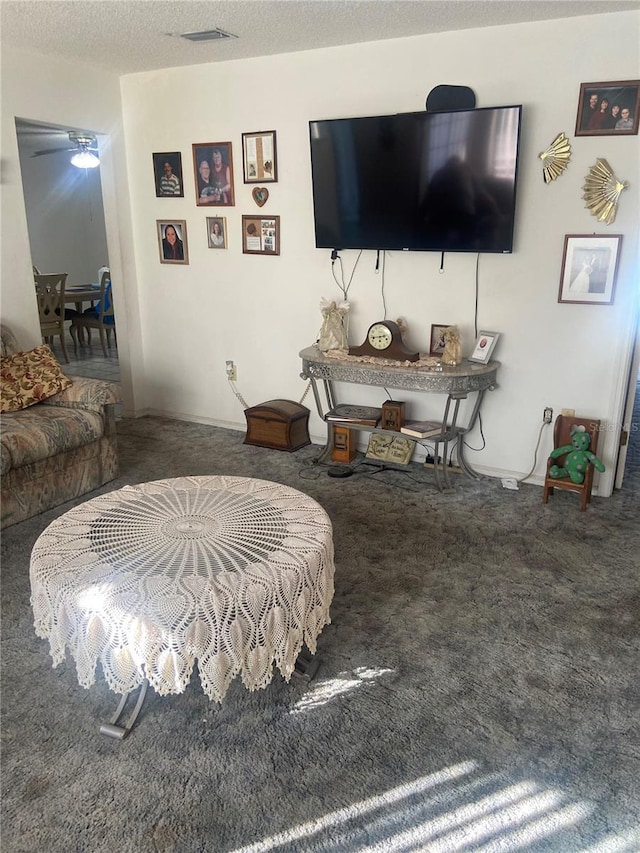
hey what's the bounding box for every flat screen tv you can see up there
[309,105,522,254]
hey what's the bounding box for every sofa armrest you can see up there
[42,378,121,412]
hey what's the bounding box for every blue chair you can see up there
[70,272,116,358]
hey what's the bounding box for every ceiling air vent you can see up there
[180,28,238,42]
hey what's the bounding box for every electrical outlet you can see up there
[225,360,237,381]
[543,407,553,424]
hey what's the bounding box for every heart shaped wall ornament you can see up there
[252,187,269,207]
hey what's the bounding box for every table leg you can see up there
[100,679,149,740]
[292,650,321,682]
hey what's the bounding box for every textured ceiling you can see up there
[2,0,638,76]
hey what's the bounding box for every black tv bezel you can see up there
[308,104,523,255]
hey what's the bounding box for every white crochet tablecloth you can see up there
[30,476,335,702]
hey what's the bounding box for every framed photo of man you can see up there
[153,152,184,197]
[575,80,640,136]
[192,142,235,206]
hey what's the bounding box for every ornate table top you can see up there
[30,476,334,702]
[300,345,499,394]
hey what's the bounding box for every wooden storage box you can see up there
[244,399,311,452]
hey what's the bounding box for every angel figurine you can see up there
[442,325,462,365]
[318,298,350,352]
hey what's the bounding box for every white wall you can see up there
[119,11,639,495]
[2,13,638,496]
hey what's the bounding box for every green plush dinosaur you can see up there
[549,426,605,484]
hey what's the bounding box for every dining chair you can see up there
[34,273,70,363]
[70,271,116,358]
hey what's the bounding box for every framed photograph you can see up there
[192,142,235,206]
[429,324,450,356]
[242,215,280,255]
[575,80,640,136]
[206,217,227,249]
[157,220,189,265]
[152,152,184,197]
[242,131,278,183]
[558,234,622,305]
[469,331,500,364]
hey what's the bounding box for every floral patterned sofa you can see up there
[1,324,121,528]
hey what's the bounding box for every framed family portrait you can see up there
[152,152,184,197]
[192,142,235,206]
[469,331,499,364]
[242,215,280,255]
[242,131,278,183]
[558,234,622,305]
[157,220,189,265]
[575,80,640,136]
[206,216,227,250]
[429,324,450,356]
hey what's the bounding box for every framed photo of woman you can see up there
[206,217,227,249]
[192,142,235,206]
[157,220,189,265]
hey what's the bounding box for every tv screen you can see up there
[309,105,522,254]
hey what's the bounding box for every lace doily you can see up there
[324,348,441,368]
[30,476,335,702]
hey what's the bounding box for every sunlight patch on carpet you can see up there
[290,666,396,713]
[231,761,597,853]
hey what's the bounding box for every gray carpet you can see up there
[1,416,639,852]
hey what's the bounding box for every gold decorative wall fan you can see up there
[582,158,628,225]
[538,132,571,183]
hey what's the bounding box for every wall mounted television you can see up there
[309,105,522,254]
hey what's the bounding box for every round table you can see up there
[30,476,335,707]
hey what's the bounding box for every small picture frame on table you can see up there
[192,142,235,206]
[242,215,280,255]
[242,131,278,183]
[558,234,622,305]
[575,80,640,136]
[206,217,227,249]
[152,152,184,197]
[468,331,499,364]
[157,220,189,264]
[429,324,450,356]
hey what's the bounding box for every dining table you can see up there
[65,283,100,311]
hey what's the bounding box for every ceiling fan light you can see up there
[71,150,100,169]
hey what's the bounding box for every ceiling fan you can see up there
[32,132,100,167]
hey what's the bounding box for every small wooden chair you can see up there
[542,415,601,511]
[34,272,69,363]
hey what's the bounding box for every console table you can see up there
[299,346,499,490]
